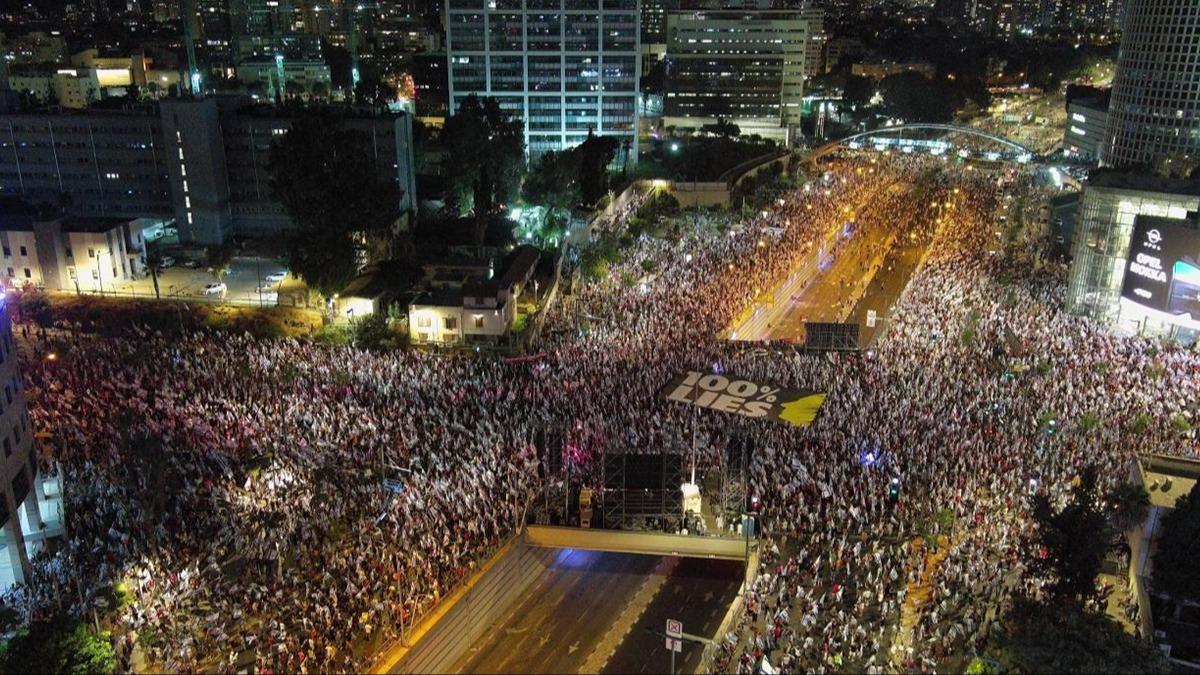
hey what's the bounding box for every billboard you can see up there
[661,371,826,427]
[1121,217,1200,328]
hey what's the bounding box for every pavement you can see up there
[446,550,742,675]
[98,256,289,306]
[602,557,745,675]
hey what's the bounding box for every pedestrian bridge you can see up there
[525,525,750,561]
[811,123,1039,163]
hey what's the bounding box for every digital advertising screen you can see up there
[1121,216,1200,328]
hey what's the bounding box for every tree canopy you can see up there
[0,616,117,675]
[701,118,742,139]
[1107,481,1151,532]
[442,95,524,256]
[522,150,579,213]
[989,599,1170,674]
[1153,482,1200,600]
[575,130,619,206]
[269,116,401,296]
[1029,464,1110,600]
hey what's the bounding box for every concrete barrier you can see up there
[671,181,732,209]
[525,525,750,561]
[382,538,558,674]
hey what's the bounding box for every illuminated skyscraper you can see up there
[445,0,640,159]
[1102,0,1200,168]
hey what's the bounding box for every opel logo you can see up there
[1147,229,1162,245]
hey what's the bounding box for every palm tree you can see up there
[1108,482,1151,532]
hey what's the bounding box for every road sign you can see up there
[665,638,682,652]
[866,309,878,328]
[666,619,682,639]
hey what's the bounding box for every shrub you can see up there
[350,313,398,352]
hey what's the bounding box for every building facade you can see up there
[7,67,102,109]
[0,297,41,586]
[445,0,640,159]
[1065,171,1200,340]
[0,209,153,293]
[1101,0,1200,169]
[0,98,416,244]
[664,9,815,141]
[1064,95,1109,162]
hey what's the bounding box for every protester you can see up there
[8,153,1196,673]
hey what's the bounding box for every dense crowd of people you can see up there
[5,151,1196,674]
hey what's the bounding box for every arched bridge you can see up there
[811,124,1039,162]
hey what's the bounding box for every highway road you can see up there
[448,550,741,674]
[763,182,924,343]
[602,557,744,675]
[450,549,657,674]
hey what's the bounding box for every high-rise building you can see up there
[641,0,670,44]
[1063,92,1109,162]
[198,0,238,75]
[444,0,640,159]
[1065,171,1200,340]
[664,8,815,141]
[0,98,416,243]
[1101,0,1200,169]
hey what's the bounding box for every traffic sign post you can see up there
[666,619,682,674]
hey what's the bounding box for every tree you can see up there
[1107,481,1151,532]
[842,74,874,112]
[143,244,162,299]
[269,116,401,297]
[350,312,397,351]
[701,118,741,138]
[286,228,360,298]
[575,130,619,206]
[205,243,235,282]
[442,96,524,257]
[878,72,958,123]
[0,616,117,675]
[522,150,580,238]
[18,291,53,328]
[1029,464,1109,600]
[990,599,1170,674]
[1152,482,1200,600]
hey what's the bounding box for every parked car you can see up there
[264,271,288,283]
[201,282,227,296]
[157,256,176,269]
[182,259,201,269]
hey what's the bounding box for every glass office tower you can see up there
[1101,0,1200,168]
[445,0,640,160]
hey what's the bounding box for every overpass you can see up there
[524,525,750,561]
[810,123,1039,163]
[375,527,756,674]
